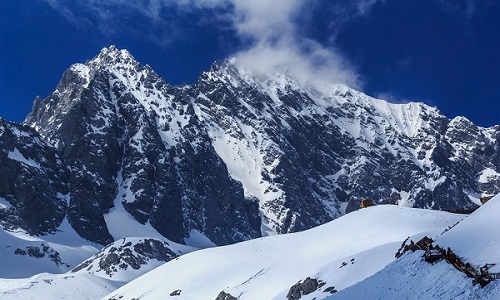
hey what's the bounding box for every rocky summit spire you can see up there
[88,45,137,70]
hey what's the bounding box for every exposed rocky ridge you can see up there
[14,243,69,268]
[71,237,189,280]
[5,45,497,246]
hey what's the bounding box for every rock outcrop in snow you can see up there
[72,237,195,282]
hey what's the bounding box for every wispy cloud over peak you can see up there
[230,0,360,89]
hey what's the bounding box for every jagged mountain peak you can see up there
[90,45,136,68]
[203,57,307,92]
[50,46,140,95]
[11,46,500,247]
[201,56,444,143]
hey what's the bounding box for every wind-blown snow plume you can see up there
[230,0,360,89]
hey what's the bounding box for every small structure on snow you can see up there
[480,196,494,204]
[360,199,375,209]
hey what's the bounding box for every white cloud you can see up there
[231,0,299,41]
[321,0,384,34]
[44,0,230,41]
[229,0,360,89]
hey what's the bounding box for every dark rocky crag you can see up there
[25,47,260,245]
[0,118,68,235]
[0,46,496,246]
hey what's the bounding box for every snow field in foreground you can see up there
[105,205,464,300]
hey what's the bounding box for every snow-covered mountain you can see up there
[1,46,499,298]
[0,219,99,279]
[16,45,500,247]
[71,237,196,282]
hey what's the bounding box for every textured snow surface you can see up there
[183,229,217,248]
[104,206,463,300]
[331,195,500,299]
[437,194,500,273]
[0,273,120,300]
[329,251,500,300]
[478,168,500,184]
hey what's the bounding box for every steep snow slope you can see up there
[0,273,121,300]
[329,251,500,300]
[103,205,463,300]
[196,61,499,222]
[331,194,500,299]
[437,194,500,273]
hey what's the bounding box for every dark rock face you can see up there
[0,45,494,246]
[14,243,69,267]
[0,118,68,235]
[215,291,237,300]
[193,62,499,229]
[286,277,325,300]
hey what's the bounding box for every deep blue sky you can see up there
[0,0,499,127]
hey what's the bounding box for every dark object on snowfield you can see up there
[215,291,237,300]
[360,199,375,209]
[416,236,433,249]
[480,196,494,204]
[424,249,444,263]
[287,277,326,300]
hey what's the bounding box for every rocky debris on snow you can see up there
[287,277,326,300]
[215,291,237,300]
